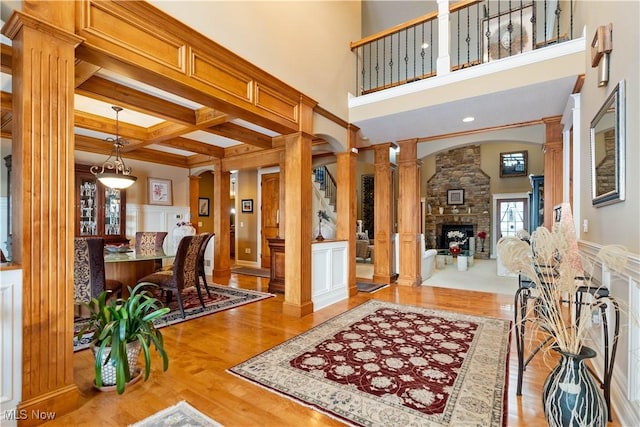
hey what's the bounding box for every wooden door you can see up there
[261,173,280,268]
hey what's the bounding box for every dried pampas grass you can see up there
[497,219,628,355]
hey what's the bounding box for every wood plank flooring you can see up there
[43,274,622,426]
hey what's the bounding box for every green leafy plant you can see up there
[317,210,330,223]
[77,283,170,394]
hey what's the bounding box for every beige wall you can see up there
[579,1,639,254]
[236,169,258,263]
[198,171,214,232]
[149,1,360,121]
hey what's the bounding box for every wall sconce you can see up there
[591,23,613,87]
[90,106,137,189]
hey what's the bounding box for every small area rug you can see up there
[231,266,270,278]
[129,400,222,427]
[356,281,389,293]
[74,284,273,352]
[229,300,510,427]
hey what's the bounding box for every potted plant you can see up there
[497,208,628,426]
[316,210,330,241]
[77,283,170,394]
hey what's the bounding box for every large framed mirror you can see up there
[590,80,625,206]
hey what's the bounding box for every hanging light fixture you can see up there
[91,106,137,189]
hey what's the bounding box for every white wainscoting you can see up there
[312,240,348,311]
[0,268,22,427]
[579,242,640,427]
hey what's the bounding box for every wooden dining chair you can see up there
[74,237,123,304]
[137,234,208,318]
[197,233,214,297]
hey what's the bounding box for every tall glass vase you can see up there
[542,346,607,427]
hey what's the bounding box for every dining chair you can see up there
[137,234,208,318]
[197,233,214,297]
[74,237,123,304]
[135,231,168,270]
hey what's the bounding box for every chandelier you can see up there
[91,106,137,189]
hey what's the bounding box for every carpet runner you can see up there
[229,300,510,426]
[129,401,222,427]
[74,284,273,352]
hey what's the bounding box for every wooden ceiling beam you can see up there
[74,110,149,141]
[74,134,189,168]
[1,43,11,74]
[76,76,197,125]
[1,91,12,112]
[156,137,225,158]
[207,122,272,149]
[74,60,102,87]
[195,107,230,127]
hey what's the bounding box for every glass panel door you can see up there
[497,199,528,239]
[104,188,121,236]
[79,178,97,236]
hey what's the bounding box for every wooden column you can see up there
[3,4,83,422]
[543,117,564,229]
[335,125,359,297]
[282,131,314,317]
[213,162,231,279]
[373,144,394,284]
[396,140,421,286]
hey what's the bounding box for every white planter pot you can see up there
[92,341,141,386]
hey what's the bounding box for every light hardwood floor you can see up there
[44,274,622,426]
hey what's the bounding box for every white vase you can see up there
[173,224,196,252]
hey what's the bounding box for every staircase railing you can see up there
[313,166,337,209]
[351,0,576,96]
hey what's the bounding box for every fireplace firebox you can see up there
[440,224,474,250]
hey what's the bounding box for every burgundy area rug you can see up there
[229,300,510,426]
[74,284,273,352]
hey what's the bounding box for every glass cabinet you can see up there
[528,174,544,233]
[75,164,128,244]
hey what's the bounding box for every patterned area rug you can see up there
[229,300,510,426]
[129,400,222,427]
[74,284,273,352]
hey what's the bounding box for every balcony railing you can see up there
[351,0,576,96]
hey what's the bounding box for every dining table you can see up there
[104,249,175,294]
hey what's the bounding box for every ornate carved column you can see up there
[335,125,359,297]
[543,117,564,229]
[396,140,422,286]
[373,144,395,284]
[3,3,83,421]
[213,162,231,279]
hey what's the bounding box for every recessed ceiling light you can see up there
[462,116,475,123]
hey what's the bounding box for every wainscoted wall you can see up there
[125,204,214,275]
[312,240,348,311]
[424,145,491,258]
[580,242,640,427]
[0,267,22,426]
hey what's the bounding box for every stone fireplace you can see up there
[424,145,491,258]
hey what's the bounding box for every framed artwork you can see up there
[198,197,210,217]
[500,150,528,177]
[241,199,253,213]
[483,5,533,62]
[148,178,172,206]
[447,189,465,205]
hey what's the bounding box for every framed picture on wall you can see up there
[500,150,528,177]
[198,197,210,216]
[241,199,253,213]
[447,189,465,205]
[148,178,172,206]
